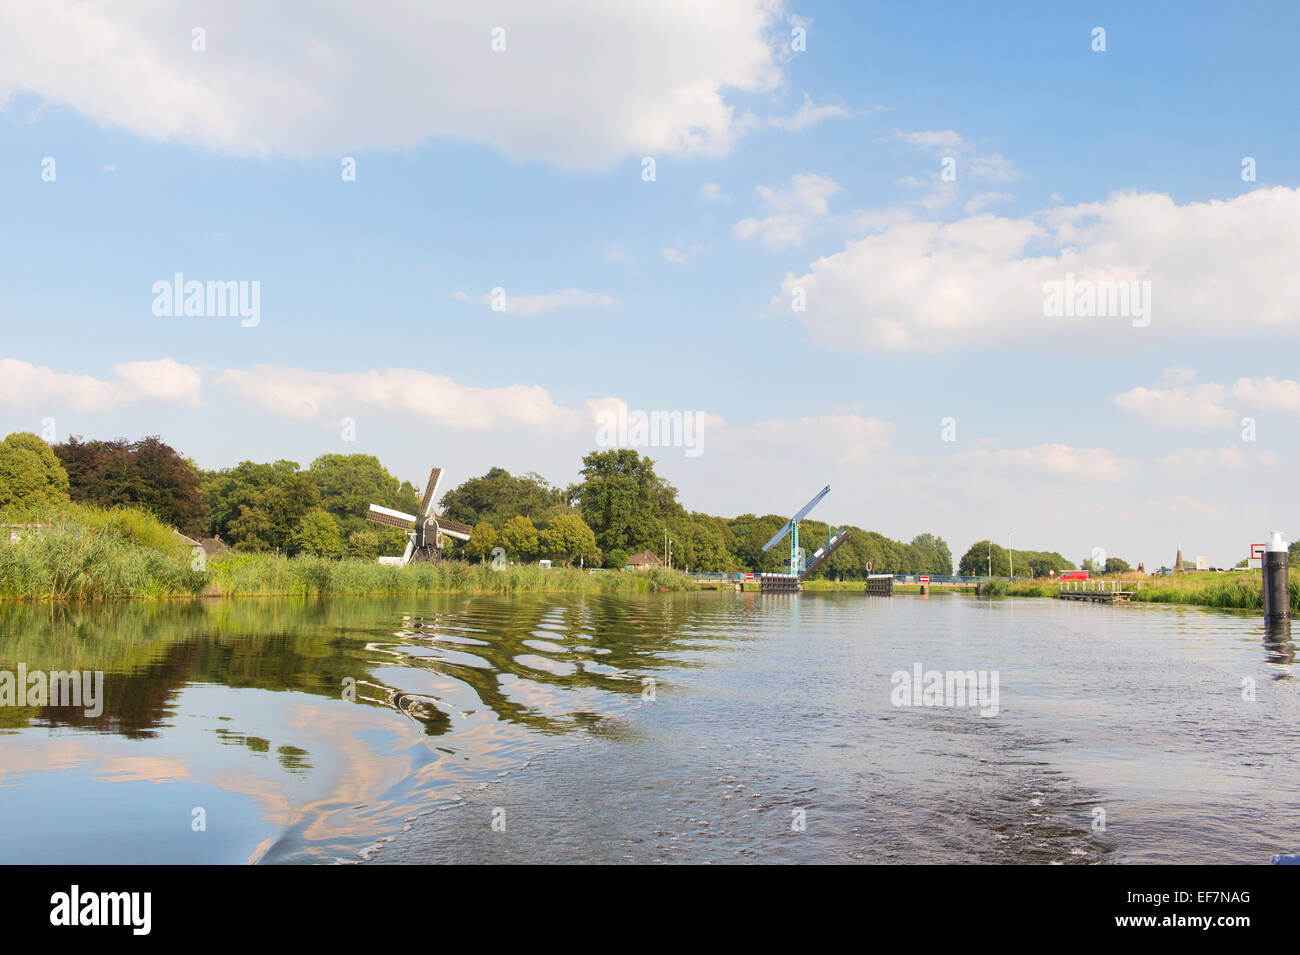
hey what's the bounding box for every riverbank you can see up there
[0,522,695,600]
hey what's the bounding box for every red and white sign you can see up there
[865,561,872,572]
[744,573,754,581]
[919,576,930,584]
[1250,543,1264,569]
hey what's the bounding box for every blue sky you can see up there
[2,0,1298,569]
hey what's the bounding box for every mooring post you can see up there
[1262,530,1290,625]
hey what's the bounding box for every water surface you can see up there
[0,593,1295,864]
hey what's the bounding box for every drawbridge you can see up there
[758,485,850,593]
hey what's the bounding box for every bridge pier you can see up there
[759,573,802,594]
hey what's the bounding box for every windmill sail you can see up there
[419,467,444,517]
[366,503,418,530]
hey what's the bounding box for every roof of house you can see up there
[626,550,663,565]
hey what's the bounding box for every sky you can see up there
[1,0,1298,570]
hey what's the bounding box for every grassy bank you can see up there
[978,571,1300,613]
[0,517,695,600]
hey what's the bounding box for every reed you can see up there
[0,515,697,600]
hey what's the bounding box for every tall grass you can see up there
[207,553,694,597]
[0,515,697,600]
[1130,571,1300,613]
[0,522,205,600]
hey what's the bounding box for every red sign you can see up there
[1251,543,1265,560]
[744,573,754,580]
[919,576,930,583]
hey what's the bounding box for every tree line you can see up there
[0,431,1111,577]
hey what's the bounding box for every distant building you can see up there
[200,536,228,556]
[626,550,663,571]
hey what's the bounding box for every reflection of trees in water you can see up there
[382,593,718,734]
[0,593,734,743]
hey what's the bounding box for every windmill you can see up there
[366,466,473,566]
[759,485,850,592]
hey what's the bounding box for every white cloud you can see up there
[661,244,705,264]
[0,1,786,172]
[963,192,1014,214]
[1158,446,1250,473]
[1116,371,1300,430]
[734,173,840,250]
[1231,376,1300,414]
[217,365,591,432]
[768,94,852,131]
[894,130,1020,183]
[949,444,1126,482]
[1115,382,1236,430]
[712,413,895,463]
[777,186,1300,351]
[0,357,201,412]
[897,129,969,152]
[466,288,615,315]
[112,359,203,408]
[698,182,729,201]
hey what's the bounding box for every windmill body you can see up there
[366,466,473,566]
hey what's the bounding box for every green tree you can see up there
[202,459,303,540]
[464,522,499,562]
[306,453,418,523]
[667,513,731,571]
[958,540,1011,577]
[500,515,539,561]
[347,530,381,561]
[1103,557,1131,574]
[439,467,567,528]
[0,432,70,511]
[227,473,320,552]
[541,513,601,567]
[910,533,953,575]
[571,449,682,567]
[292,508,343,557]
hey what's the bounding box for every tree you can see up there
[958,540,1010,577]
[464,522,499,562]
[227,473,320,552]
[1103,557,1131,574]
[541,513,601,567]
[439,467,567,528]
[347,530,381,561]
[666,513,730,571]
[500,515,539,561]
[202,459,303,540]
[0,432,70,511]
[571,449,682,567]
[291,508,343,557]
[910,533,953,575]
[307,453,418,523]
[54,435,208,535]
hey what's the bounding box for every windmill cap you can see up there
[1266,530,1289,552]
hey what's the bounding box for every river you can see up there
[0,592,1295,864]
